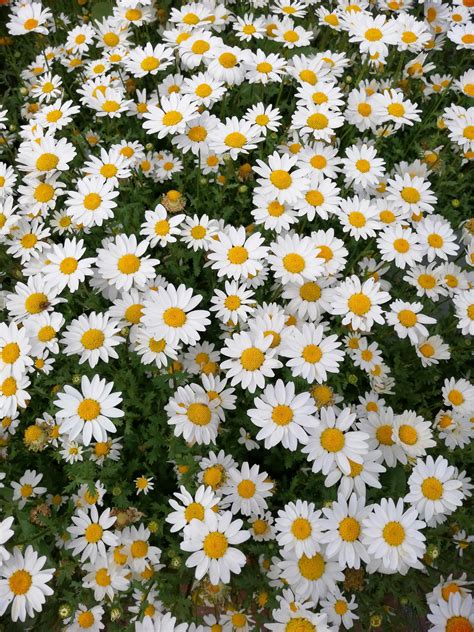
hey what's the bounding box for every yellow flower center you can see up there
[232,613,247,627]
[85,522,103,543]
[358,103,372,116]
[95,568,111,586]
[163,307,187,328]
[46,109,63,123]
[24,18,39,30]
[428,233,443,248]
[188,125,207,141]
[306,190,324,206]
[187,403,211,426]
[8,570,32,595]
[291,517,312,540]
[77,398,101,421]
[445,616,473,632]
[25,292,48,314]
[36,153,59,171]
[376,424,394,445]
[83,193,102,210]
[184,502,205,522]
[421,477,443,500]
[131,540,148,558]
[141,56,160,71]
[339,517,360,541]
[81,329,105,350]
[77,611,95,628]
[448,389,464,406]
[298,553,325,580]
[348,211,366,228]
[348,293,371,315]
[388,103,405,117]
[237,479,256,498]
[34,183,55,203]
[125,304,143,324]
[192,39,210,54]
[225,132,246,148]
[257,62,272,73]
[398,309,417,327]
[382,521,405,546]
[1,342,20,364]
[302,344,322,364]
[117,254,140,274]
[203,532,228,558]
[320,428,345,452]
[365,27,382,40]
[219,52,237,68]
[59,257,78,275]
[307,113,328,130]
[285,618,316,632]
[398,424,418,445]
[283,253,305,273]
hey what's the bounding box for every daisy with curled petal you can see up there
[143,94,199,139]
[251,194,298,233]
[312,228,348,276]
[121,524,162,574]
[393,410,436,461]
[405,455,464,525]
[95,234,159,292]
[165,384,220,445]
[302,406,369,476]
[386,300,436,344]
[415,335,451,367]
[166,485,218,533]
[61,311,123,368]
[280,323,345,384]
[207,226,268,281]
[54,374,124,446]
[278,548,344,604]
[320,493,372,569]
[248,379,318,451]
[67,506,118,563]
[209,116,263,159]
[330,275,391,332]
[0,545,55,623]
[362,498,426,574]
[337,195,381,241]
[65,176,119,227]
[268,233,325,285]
[42,238,95,293]
[181,510,250,585]
[275,500,323,558]
[221,462,273,517]
[178,31,221,70]
[132,328,179,369]
[180,214,220,251]
[142,283,210,347]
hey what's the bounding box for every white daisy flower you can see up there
[67,506,118,563]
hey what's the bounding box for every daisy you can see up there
[181,511,250,584]
[273,17,313,48]
[210,281,255,325]
[180,214,219,251]
[337,196,381,241]
[179,31,221,69]
[181,74,226,109]
[359,408,407,467]
[442,377,474,415]
[362,498,426,574]
[11,470,46,509]
[67,506,117,563]
[320,589,359,630]
[280,324,344,384]
[17,137,76,176]
[386,173,436,215]
[165,384,220,445]
[65,177,119,227]
[198,450,237,493]
[453,289,474,335]
[54,374,124,446]
[6,219,51,264]
[220,331,282,393]
[416,216,460,262]
[330,275,391,331]
[268,233,324,285]
[17,175,66,217]
[0,196,19,237]
[247,379,318,450]
[386,300,436,344]
[341,144,386,191]
[124,43,174,78]
[143,94,199,139]
[0,516,14,564]
[0,322,33,378]
[6,2,52,36]
[221,463,273,517]
[393,410,436,460]
[207,226,268,281]
[243,50,287,84]
[209,117,262,159]
[65,604,105,631]
[0,370,31,416]
[0,546,54,623]
[83,148,132,186]
[166,485,217,533]
[0,163,18,199]
[405,455,464,524]
[275,500,323,558]
[427,593,474,632]
[377,225,424,269]
[61,312,123,368]
[96,234,159,292]
[278,548,344,604]
[41,238,95,292]
[133,329,178,369]
[291,104,344,142]
[372,89,421,128]
[142,283,210,347]
[348,13,398,58]
[303,406,369,476]
[36,99,80,132]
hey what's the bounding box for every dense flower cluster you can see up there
[0,0,472,630]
